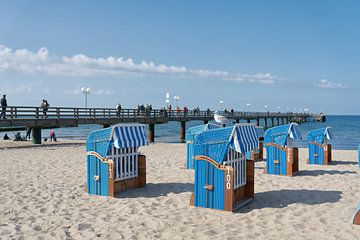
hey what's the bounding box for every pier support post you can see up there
[271,118,274,127]
[286,117,289,124]
[264,118,268,129]
[281,118,285,125]
[277,117,280,126]
[180,121,186,143]
[247,119,250,123]
[32,127,41,144]
[256,118,260,126]
[236,119,240,123]
[148,123,155,143]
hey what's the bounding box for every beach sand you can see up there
[0,141,359,239]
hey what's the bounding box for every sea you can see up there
[1,115,359,150]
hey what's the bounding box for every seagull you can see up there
[214,111,229,124]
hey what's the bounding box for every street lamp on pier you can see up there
[81,87,90,108]
[219,100,224,111]
[246,103,250,112]
[165,92,170,107]
[174,96,180,109]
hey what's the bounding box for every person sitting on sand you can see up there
[14,132,24,141]
[3,133,10,140]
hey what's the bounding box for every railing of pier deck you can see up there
[0,106,312,121]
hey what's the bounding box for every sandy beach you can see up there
[0,141,359,239]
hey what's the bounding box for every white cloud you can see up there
[314,79,344,89]
[0,80,49,95]
[0,44,282,85]
[65,88,114,96]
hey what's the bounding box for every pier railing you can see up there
[0,106,311,121]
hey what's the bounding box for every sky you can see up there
[0,1,359,114]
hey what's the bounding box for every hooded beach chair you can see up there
[86,124,148,197]
[264,123,302,176]
[307,127,332,165]
[190,124,259,212]
[186,123,220,169]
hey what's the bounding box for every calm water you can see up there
[1,116,359,150]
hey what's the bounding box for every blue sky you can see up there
[0,1,359,114]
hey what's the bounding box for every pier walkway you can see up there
[0,106,317,143]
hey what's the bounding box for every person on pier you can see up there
[41,99,49,118]
[116,103,122,117]
[1,95,7,119]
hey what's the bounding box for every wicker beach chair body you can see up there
[186,123,220,169]
[86,124,147,197]
[307,127,332,165]
[264,123,301,176]
[190,124,258,211]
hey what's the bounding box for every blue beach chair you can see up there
[185,123,220,169]
[86,124,148,197]
[264,123,302,176]
[190,124,259,212]
[307,127,332,165]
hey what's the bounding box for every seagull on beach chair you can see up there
[214,111,229,124]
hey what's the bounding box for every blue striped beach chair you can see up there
[186,123,220,169]
[307,127,332,165]
[190,124,259,212]
[264,123,302,176]
[246,126,265,161]
[86,124,148,197]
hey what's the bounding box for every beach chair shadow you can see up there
[238,189,342,213]
[330,160,358,166]
[115,182,193,198]
[297,170,356,177]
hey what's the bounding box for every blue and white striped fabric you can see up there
[264,123,302,147]
[194,124,259,163]
[255,126,265,138]
[231,124,259,153]
[110,124,147,148]
[306,127,332,144]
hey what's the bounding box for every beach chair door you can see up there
[267,146,286,175]
[309,144,322,164]
[194,160,214,208]
[87,152,109,196]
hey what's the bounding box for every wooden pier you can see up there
[0,106,319,144]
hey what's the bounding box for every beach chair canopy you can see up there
[306,127,332,144]
[194,124,259,163]
[264,123,302,147]
[185,123,221,143]
[255,126,265,138]
[86,124,148,157]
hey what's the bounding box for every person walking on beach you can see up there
[49,130,56,141]
[41,99,49,118]
[1,95,7,119]
[25,127,32,140]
